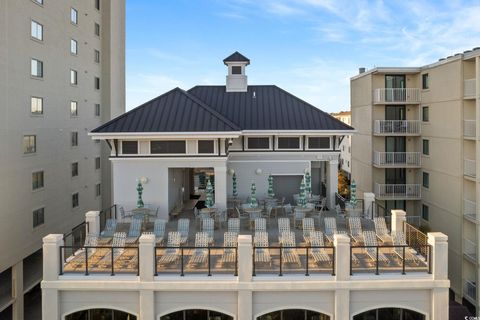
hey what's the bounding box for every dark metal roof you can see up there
[91,88,241,133]
[223,51,250,64]
[188,85,354,131]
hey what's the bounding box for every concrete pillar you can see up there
[363,192,375,218]
[327,159,339,209]
[214,165,228,210]
[238,290,252,320]
[237,235,252,282]
[139,290,155,320]
[428,232,448,280]
[334,233,350,281]
[42,234,63,320]
[391,209,406,234]
[334,289,349,320]
[85,210,100,236]
[431,288,449,320]
[42,288,59,320]
[139,233,155,282]
[12,261,23,320]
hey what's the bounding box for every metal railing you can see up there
[373,151,421,167]
[464,199,478,222]
[375,183,421,200]
[464,159,476,178]
[464,239,477,261]
[154,246,238,276]
[465,279,477,301]
[373,120,421,135]
[63,222,89,258]
[404,222,428,257]
[373,88,421,104]
[349,244,431,275]
[464,120,476,138]
[464,79,476,98]
[335,193,364,213]
[100,204,117,231]
[252,245,335,276]
[59,245,139,276]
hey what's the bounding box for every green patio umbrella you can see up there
[267,174,275,198]
[205,178,214,208]
[350,180,357,208]
[249,182,258,208]
[136,181,144,208]
[304,171,312,196]
[298,179,307,208]
[232,173,238,198]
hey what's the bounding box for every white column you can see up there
[238,290,252,320]
[431,288,449,320]
[85,210,100,236]
[139,290,155,320]
[334,234,350,281]
[327,159,339,209]
[429,231,449,320]
[237,235,252,320]
[139,233,155,281]
[214,165,228,210]
[12,261,23,320]
[363,192,375,218]
[391,209,406,234]
[334,289,349,320]
[42,234,63,320]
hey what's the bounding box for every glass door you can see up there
[385,75,406,102]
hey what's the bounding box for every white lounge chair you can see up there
[392,230,419,265]
[254,218,266,234]
[281,231,301,266]
[157,232,181,265]
[348,217,364,244]
[221,232,238,264]
[188,232,209,266]
[310,232,331,265]
[228,218,240,235]
[126,218,142,244]
[293,208,305,229]
[253,231,271,266]
[66,234,99,266]
[202,217,214,244]
[177,218,190,244]
[362,230,389,265]
[100,219,117,237]
[96,232,126,268]
[153,219,167,244]
[374,217,392,243]
[302,218,315,244]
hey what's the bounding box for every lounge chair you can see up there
[373,217,392,243]
[228,218,240,235]
[202,217,214,244]
[188,232,209,266]
[309,232,331,265]
[254,218,266,234]
[153,219,167,244]
[96,232,127,268]
[392,230,419,265]
[125,218,142,244]
[221,232,238,264]
[253,231,271,266]
[362,230,389,265]
[302,218,315,244]
[281,231,301,266]
[293,208,305,229]
[100,219,117,237]
[348,217,364,244]
[66,234,99,267]
[177,218,190,244]
[157,232,181,265]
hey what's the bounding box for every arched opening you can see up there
[353,307,425,320]
[65,308,136,320]
[257,309,330,320]
[160,309,233,320]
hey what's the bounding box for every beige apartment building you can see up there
[351,47,480,312]
[331,111,352,177]
[0,0,125,319]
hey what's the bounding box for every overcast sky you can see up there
[126,0,480,112]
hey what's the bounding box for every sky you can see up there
[125,0,480,113]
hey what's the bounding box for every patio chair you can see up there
[221,232,238,264]
[177,218,190,244]
[348,217,364,244]
[66,234,99,266]
[362,230,389,265]
[119,206,129,222]
[157,232,181,265]
[302,218,315,244]
[254,218,266,235]
[126,218,142,244]
[392,230,419,265]
[373,217,392,243]
[293,208,305,229]
[281,231,301,266]
[283,204,293,219]
[100,219,117,238]
[278,218,291,234]
[310,232,331,265]
[153,219,167,244]
[202,217,215,244]
[324,217,337,243]
[253,231,271,266]
[188,232,209,266]
[96,232,127,268]
[228,218,240,234]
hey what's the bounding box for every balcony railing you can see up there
[464,159,476,178]
[464,120,476,138]
[373,120,421,135]
[465,279,477,301]
[374,183,421,200]
[373,88,421,104]
[464,199,478,223]
[373,151,421,168]
[464,238,477,262]
[464,79,476,98]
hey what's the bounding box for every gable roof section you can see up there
[223,51,250,64]
[91,87,240,133]
[188,85,354,131]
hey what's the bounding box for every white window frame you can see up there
[23,135,37,154]
[197,139,217,155]
[70,101,78,117]
[149,140,188,155]
[31,96,43,115]
[244,136,272,151]
[275,136,302,150]
[121,140,139,155]
[70,8,78,25]
[31,20,43,41]
[70,39,78,55]
[31,58,43,78]
[306,136,332,150]
[70,69,77,85]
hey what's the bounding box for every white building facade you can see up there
[331,111,352,177]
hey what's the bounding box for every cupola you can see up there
[223,51,250,92]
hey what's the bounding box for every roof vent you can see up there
[359,67,366,74]
[439,58,445,61]
[252,91,256,99]
[223,51,250,92]
[473,47,480,51]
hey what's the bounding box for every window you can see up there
[122,141,138,154]
[94,103,100,116]
[31,58,43,78]
[71,162,78,177]
[422,73,429,89]
[94,77,100,90]
[422,204,429,221]
[33,0,43,4]
[94,23,100,36]
[31,20,43,41]
[71,8,78,24]
[277,137,300,149]
[32,171,44,190]
[94,49,100,63]
[422,172,429,188]
[95,157,101,169]
[231,66,241,74]
[247,137,270,149]
[95,183,101,197]
[72,193,79,208]
[422,106,429,122]
[70,69,77,85]
[308,137,330,149]
[71,131,78,147]
[70,101,78,116]
[95,0,100,10]
[422,139,429,155]
[198,140,214,154]
[70,39,77,55]
[151,141,186,154]
[23,135,36,154]
[31,97,43,114]
[33,208,44,228]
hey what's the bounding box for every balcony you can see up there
[464,79,476,99]
[464,159,476,179]
[464,238,477,262]
[374,183,421,200]
[373,88,421,104]
[373,120,421,136]
[464,120,476,138]
[464,199,478,223]
[373,151,421,168]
